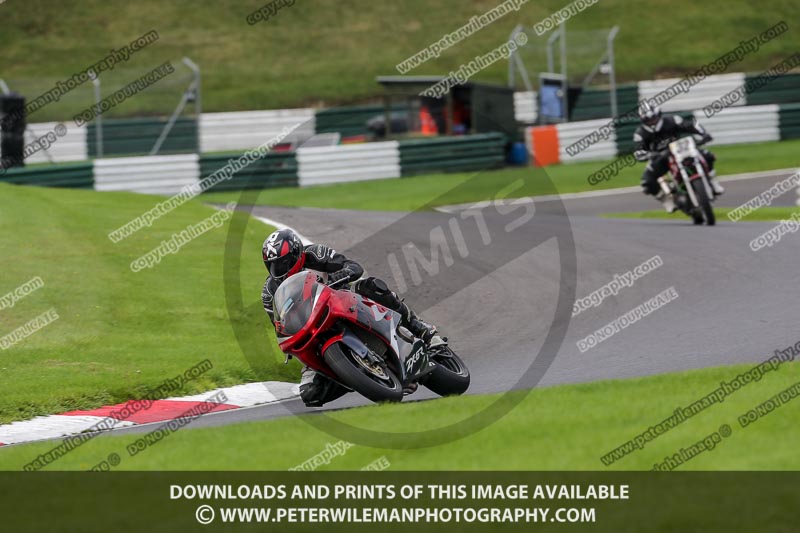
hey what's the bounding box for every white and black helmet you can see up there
[638,101,662,129]
[262,228,304,280]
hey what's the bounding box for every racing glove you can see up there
[326,269,354,288]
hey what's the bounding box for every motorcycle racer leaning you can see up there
[261,228,437,407]
[634,101,724,212]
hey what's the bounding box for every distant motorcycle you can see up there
[658,135,716,225]
[272,271,470,403]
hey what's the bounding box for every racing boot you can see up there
[708,170,725,196]
[399,302,437,344]
[655,190,677,213]
[403,382,419,395]
[299,366,347,407]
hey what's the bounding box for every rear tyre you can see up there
[692,179,715,226]
[421,345,470,396]
[323,343,403,403]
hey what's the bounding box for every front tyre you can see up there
[692,179,715,226]
[323,343,403,403]
[421,345,470,396]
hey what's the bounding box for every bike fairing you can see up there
[260,229,444,406]
[273,272,444,399]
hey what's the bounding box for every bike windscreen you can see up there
[272,272,323,336]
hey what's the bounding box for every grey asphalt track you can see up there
[110,168,800,435]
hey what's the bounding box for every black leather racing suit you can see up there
[633,115,715,196]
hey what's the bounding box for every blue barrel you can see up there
[508,142,528,165]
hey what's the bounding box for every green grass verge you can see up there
[604,207,800,221]
[2,0,796,118]
[1,360,799,470]
[202,139,800,211]
[0,183,297,424]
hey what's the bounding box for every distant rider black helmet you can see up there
[262,229,304,280]
[638,101,662,128]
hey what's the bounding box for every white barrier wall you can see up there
[556,119,618,163]
[694,104,780,145]
[25,122,88,164]
[638,73,746,113]
[527,102,779,166]
[94,154,200,194]
[296,141,400,187]
[200,109,315,152]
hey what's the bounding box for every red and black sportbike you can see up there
[273,271,470,403]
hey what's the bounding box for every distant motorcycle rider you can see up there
[261,228,437,407]
[633,102,724,212]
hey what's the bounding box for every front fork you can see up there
[657,176,675,202]
[664,159,714,209]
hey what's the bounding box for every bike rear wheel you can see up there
[421,345,470,396]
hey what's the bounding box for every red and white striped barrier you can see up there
[0,381,298,447]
